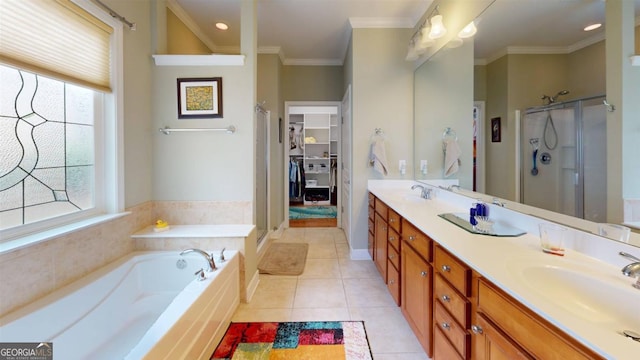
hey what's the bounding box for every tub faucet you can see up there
[180,248,217,272]
[411,184,432,199]
[621,262,640,290]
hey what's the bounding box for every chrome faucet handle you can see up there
[220,247,226,262]
[621,262,640,290]
[195,268,206,281]
[620,251,640,262]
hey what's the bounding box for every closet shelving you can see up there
[288,106,338,206]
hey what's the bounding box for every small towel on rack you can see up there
[369,139,388,176]
[444,139,461,177]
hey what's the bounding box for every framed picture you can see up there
[177,77,223,119]
[491,117,501,142]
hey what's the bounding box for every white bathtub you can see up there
[0,251,240,360]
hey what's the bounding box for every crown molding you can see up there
[166,0,218,52]
[283,58,344,66]
[258,46,286,64]
[152,54,245,66]
[348,17,414,29]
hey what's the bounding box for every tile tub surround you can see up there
[0,201,152,318]
[368,180,640,359]
[152,201,253,225]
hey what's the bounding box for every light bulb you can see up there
[458,21,477,38]
[428,14,447,39]
[419,26,434,48]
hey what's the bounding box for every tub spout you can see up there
[180,248,217,272]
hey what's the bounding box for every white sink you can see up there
[510,260,640,331]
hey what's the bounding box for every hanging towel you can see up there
[444,139,462,177]
[369,139,388,176]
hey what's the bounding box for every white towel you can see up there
[444,139,461,177]
[369,139,388,176]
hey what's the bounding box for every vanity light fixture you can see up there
[419,26,435,49]
[428,14,447,39]
[458,21,477,38]
[215,22,229,30]
[406,39,419,61]
[584,23,602,31]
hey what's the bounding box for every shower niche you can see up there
[520,95,607,222]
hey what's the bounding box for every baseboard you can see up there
[245,269,260,303]
[350,248,372,260]
[269,222,285,239]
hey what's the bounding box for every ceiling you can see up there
[171,0,640,66]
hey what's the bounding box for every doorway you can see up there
[284,102,341,228]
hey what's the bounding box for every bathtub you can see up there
[0,250,240,360]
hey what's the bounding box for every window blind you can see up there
[0,0,113,92]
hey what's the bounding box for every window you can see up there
[0,0,123,243]
[0,64,101,231]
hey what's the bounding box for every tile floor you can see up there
[231,227,429,360]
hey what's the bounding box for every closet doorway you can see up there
[285,102,341,228]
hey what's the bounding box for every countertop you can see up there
[368,180,640,360]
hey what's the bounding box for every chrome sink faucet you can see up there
[180,248,217,272]
[620,252,640,289]
[411,184,432,199]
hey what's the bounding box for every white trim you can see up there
[245,270,260,303]
[152,54,246,66]
[631,56,640,66]
[283,58,344,66]
[258,46,286,64]
[166,0,218,52]
[350,248,372,260]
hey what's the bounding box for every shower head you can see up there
[542,90,570,104]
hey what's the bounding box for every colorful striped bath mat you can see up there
[211,321,373,360]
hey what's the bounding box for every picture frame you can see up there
[491,117,501,142]
[177,77,223,119]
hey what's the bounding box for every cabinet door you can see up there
[474,314,533,360]
[401,242,432,357]
[374,213,388,281]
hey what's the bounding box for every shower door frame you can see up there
[520,94,606,220]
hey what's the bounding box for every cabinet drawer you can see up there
[434,327,464,360]
[401,220,431,262]
[388,209,401,233]
[434,246,470,296]
[434,301,469,359]
[368,192,375,207]
[368,231,374,260]
[387,259,400,306]
[478,280,602,360]
[388,227,400,252]
[434,273,470,328]
[368,218,374,234]
[374,198,388,219]
[388,242,400,270]
[368,205,374,221]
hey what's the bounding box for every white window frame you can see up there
[0,0,125,249]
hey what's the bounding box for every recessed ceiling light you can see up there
[215,22,229,30]
[584,23,602,31]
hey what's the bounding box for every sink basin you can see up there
[512,262,640,331]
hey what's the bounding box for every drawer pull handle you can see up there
[420,271,428,277]
[441,295,451,303]
[408,235,416,241]
[441,322,451,331]
[471,325,483,334]
[383,226,387,231]
[389,236,395,241]
[389,218,395,223]
[389,279,395,285]
[389,254,395,259]
[441,265,451,272]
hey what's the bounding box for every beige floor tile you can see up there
[293,278,347,308]
[339,258,380,279]
[298,258,341,279]
[243,278,297,309]
[231,306,292,322]
[336,242,350,258]
[307,242,337,259]
[290,307,351,322]
[350,306,424,354]
[343,278,397,308]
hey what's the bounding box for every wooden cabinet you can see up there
[474,279,603,360]
[401,219,433,357]
[367,193,375,260]
[374,212,388,281]
[433,246,472,359]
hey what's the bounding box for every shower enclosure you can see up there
[520,95,607,222]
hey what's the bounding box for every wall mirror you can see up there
[414,0,640,248]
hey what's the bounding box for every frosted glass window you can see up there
[0,64,96,230]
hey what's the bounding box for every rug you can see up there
[289,206,337,219]
[211,321,373,360]
[258,243,309,275]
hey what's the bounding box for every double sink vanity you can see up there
[367,180,640,359]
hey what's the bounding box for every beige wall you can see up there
[166,8,211,54]
[484,56,508,198]
[568,41,606,99]
[474,64,487,102]
[282,65,344,101]
[350,28,414,251]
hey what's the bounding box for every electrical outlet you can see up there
[399,160,407,175]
